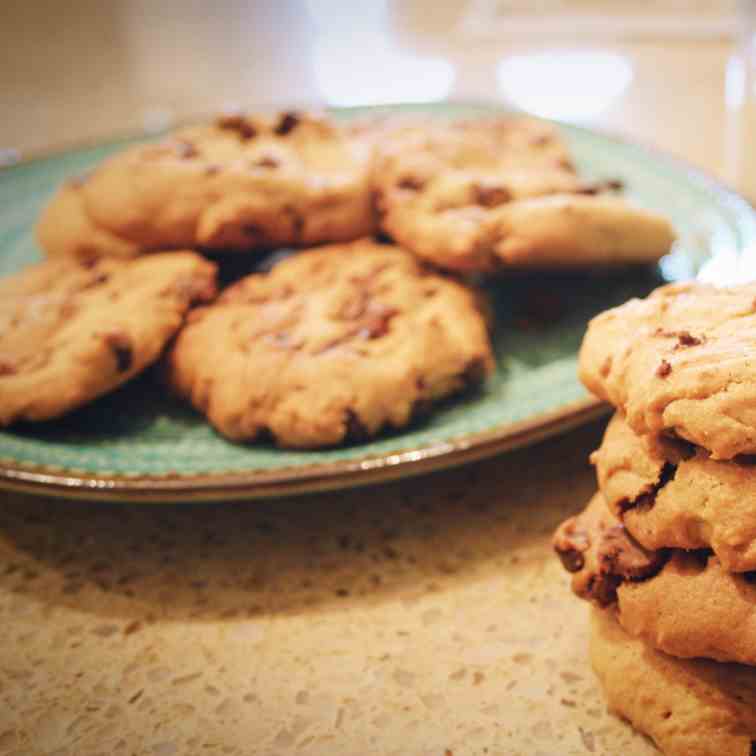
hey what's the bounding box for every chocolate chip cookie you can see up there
[580,281,756,460]
[593,412,756,572]
[165,239,494,448]
[555,493,756,665]
[373,116,675,272]
[37,111,376,260]
[0,252,217,425]
[590,608,756,756]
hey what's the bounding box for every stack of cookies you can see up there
[554,281,756,755]
[1,109,675,449]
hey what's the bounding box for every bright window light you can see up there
[497,51,633,121]
[305,0,455,106]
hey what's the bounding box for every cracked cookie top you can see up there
[580,280,756,460]
[593,412,756,572]
[164,239,494,448]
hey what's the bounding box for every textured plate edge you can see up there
[0,398,609,502]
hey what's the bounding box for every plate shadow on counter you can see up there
[0,420,604,627]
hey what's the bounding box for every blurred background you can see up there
[1,0,754,196]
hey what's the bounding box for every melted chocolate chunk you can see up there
[598,526,667,581]
[474,183,511,208]
[398,176,425,191]
[253,155,279,169]
[656,359,672,378]
[618,462,677,515]
[654,328,704,349]
[216,114,257,140]
[274,112,300,136]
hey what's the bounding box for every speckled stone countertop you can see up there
[0,420,658,756]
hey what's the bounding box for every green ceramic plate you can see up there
[1,102,755,502]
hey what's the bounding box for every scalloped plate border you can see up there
[1,100,754,502]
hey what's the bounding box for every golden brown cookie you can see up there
[0,252,217,425]
[590,607,756,756]
[555,493,756,665]
[165,239,494,448]
[580,280,756,460]
[593,412,756,572]
[373,116,675,272]
[37,111,375,260]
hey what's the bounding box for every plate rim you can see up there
[1,99,753,502]
[0,397,608,502]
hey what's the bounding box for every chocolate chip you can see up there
[344,409,370,442]
[205,164,222,176]
[104,331,133,372]
[620,462,678,515]
[253,155,279,169]
[274,111,300,136]
[398,176,425,191]
[557,548,585,573]
[656,359,672,378]
[557,157,575,172]
[586,573,623,608]
[216,113,257,140]
[674,330,703,348]
[599,526,667,581]
[474,183,511,208]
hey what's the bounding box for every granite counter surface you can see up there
[0,420,660,755]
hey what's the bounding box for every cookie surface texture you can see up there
[554,493,756,665]
[37,112,375,259]
[590,608,756,756]
[593,412,756,572]
[580,281,756,459]
[374,116,674,272]
[165,239,494,448]
[0,252,218,425]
